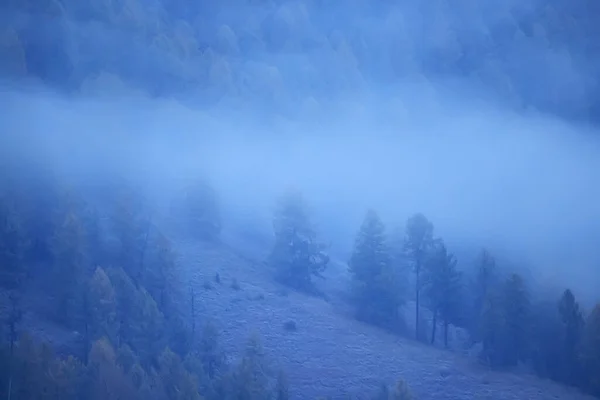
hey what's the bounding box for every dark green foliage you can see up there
[423,241,462,347]
[404,213,434,340]
[184,179,221,241]
[269,190,329,291]
[349,210,406,330]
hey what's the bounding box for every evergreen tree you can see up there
[479,290,503,367]
[50,209,87,325]
[581,304,600,396]
[0,195,27,290]
[404,213,434,340]
[147,233,177,313]
[423,241,462,347]
[111,189,148,286]
[227,334,270,400]
[499,273,530,367]
[470,249,497,342]
[557,289,584,385]
[85,267,119,352]
[268,190,329,291]
[157,347,201,400]
[349,210,405,329]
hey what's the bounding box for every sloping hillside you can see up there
[173,236,596,400]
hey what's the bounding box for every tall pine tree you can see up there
[423,241,462,347]
[268,190,328,291]
[349,210,405,329]
[404,213,434,340]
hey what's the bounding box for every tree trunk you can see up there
[431,309,437,345]
[415,258,420,340]
[444,319,449,348]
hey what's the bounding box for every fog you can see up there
[2,0,600,304]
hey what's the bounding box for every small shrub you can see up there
[203,279,213,290]
[215,272,221,284]
[283,320,297,332]
[231,278,240,290]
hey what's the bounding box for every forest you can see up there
[0,154,599,399]
[2,0,600,398]
[1,0,600,122]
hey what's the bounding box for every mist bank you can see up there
[1,86,599,303]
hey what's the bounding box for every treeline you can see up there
[269,191,600,398]
[0,171,416,399]
[0,172,292,400]
[2,0,599,121]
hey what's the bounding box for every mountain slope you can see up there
[173,237,595,400]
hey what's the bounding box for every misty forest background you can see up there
[1,0,600,122]
[2,0,600,399]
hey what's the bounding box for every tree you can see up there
[5,292,22,400]
[146,233,177,313]
[0,195,27,290]
[51,208,87,325]
[423,241,462,347]
[226,334,270,400]
[349,210,405,329]
[111,189,148,286]
[469,249,498,342]
[404,213,434,340]
[580,304,600,396]
[557,289,584,385]
[268,190,329,291]
[499,273,530,367]
[157,347,201,400]
[85,267,118,353]
[479,290,503,367]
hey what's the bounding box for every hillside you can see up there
[170,233,596,400]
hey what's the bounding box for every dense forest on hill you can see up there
[1,0,600,121]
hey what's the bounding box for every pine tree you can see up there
[581,304,600,396]
[111,189,147,286]
[147,233,177,313]
[470,249,497,342]
[51,209,87,325]
[557,289,584,385]
[227,334,270,400]
[349,210,405,329]
[404,213,434,340]
[85,267,118,351]
[423,241,462,347]
[269,190,329,291]
[499,273,530,367]
[0,195,27,290]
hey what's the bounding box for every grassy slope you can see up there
[173,234,596,400]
